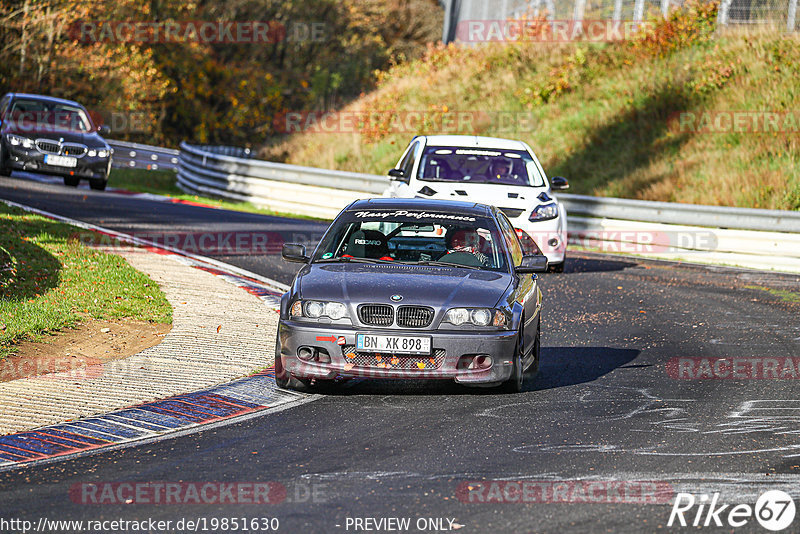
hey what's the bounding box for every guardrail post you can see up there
[573,0,587,23]
[717,0,732,27]
[633,0,645,28]
[789,0,798,31]
[613,0,623,21]
[661,0,670,17]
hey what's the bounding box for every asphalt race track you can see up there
[2,173,800,533]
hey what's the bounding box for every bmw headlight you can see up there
[444,308,507,328]
[7,134,34,149]
[529,203,559,222]
[88,148,110,158]
[290,300,349,321]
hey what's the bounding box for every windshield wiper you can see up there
[315,257,393,264]
[411,260,482,270]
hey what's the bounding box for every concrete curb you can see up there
[0,199,309,469]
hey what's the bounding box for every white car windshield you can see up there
[417,146,546,187]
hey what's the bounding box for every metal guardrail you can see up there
[559,194,800,233]
[179,142,386,194]
[176,142,800,272]
[190,144,253,159]
[107,140,180,172]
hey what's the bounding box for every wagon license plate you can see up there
[356,334,431,355]
[45,154,77,168]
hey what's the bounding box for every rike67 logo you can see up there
[668,490,796,531]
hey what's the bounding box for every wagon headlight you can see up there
[291,300,348,320]
[444,308,507,328]
[7,134,34,149]
[529,203,558,222]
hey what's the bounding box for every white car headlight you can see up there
[88,149,97,157]
[8,134,34,149]
[444,308,470,326]
[305,301,325,318]
[97,149,110,158]
[444,308,506,328]
[470,309,491,326]
[529,203,559,222]
[291,300,349,320]
[324,302,347,320]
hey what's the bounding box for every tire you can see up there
[89,177,107,191]
[273,333,309,391]
[63,175,80,187]
[548,260,565,273]
[0,145,10,176]
[528,315,541,376]
[500,323,525,394]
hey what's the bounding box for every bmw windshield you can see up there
[312,209,510,272]
[5,99,93,132]
[417,146,546,187]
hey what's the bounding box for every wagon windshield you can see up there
[417,146,546,187]
[6,99,93,132]
[313,209,509,272]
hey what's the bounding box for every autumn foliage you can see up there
[0,0,443,147]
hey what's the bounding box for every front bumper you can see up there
[277,320,518,385]
[5,144,110,180]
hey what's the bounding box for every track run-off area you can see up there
[1,173,800,533]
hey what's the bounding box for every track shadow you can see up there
[531,346,640,389]
[0,217,61,302]
[560,253,638,273]
[549,83,696,196]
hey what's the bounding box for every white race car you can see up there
[384,135,568,271]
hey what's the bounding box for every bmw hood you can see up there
[297,263,512,309]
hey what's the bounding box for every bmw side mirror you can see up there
[550,176,569,190]
[388,168,405,179]
[515,254,548,274]
[282,243,310,263]
[97,124,111,136]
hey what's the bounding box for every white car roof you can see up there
[420,135,528,151]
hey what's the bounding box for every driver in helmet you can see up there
[488,157,514,181]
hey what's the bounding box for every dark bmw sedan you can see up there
[275,198,548,393]
[0,93,112,190]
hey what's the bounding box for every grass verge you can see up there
[108,168,329,221]
[744,285,800,303]
[0,202,172,358]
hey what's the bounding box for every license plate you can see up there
[356,334,431,355]
[45,154,77,168]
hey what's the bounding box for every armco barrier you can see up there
[177,143,800,273]
[108,140,180,171]
[177,141,385,219]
